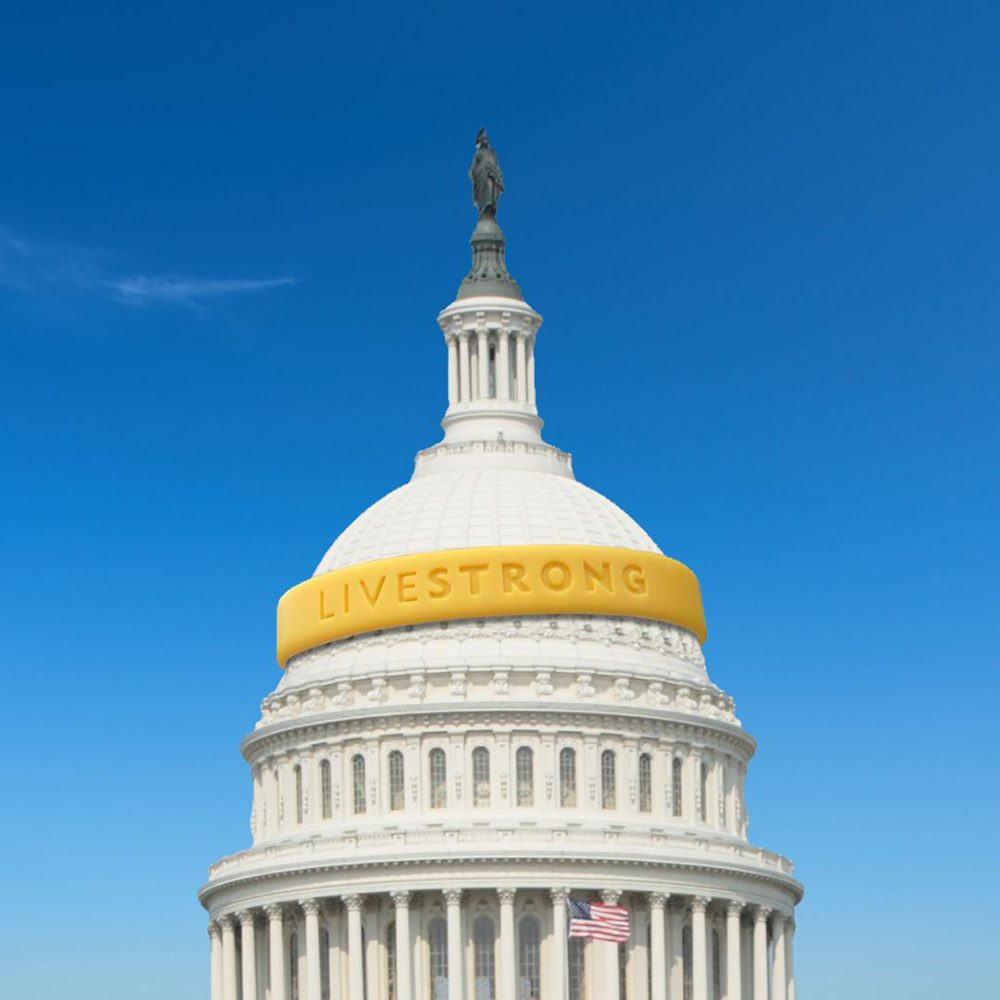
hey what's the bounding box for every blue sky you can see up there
[2,1,998,997]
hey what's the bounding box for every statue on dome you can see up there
[470,128,504,217]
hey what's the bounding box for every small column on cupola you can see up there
[437,129,544,446]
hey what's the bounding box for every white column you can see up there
[239,911,258,1000]
[458,334,471,402]
[600,890,622,1000]
[447,336,459,406]
[301,900,321,1000]
[526,337,536,406]
[266,905,287,1000]
[444,890,464,1000]
[344,895,364,1000]
[498,889,517,1000]
[726,901,744,1000]
[497,332,510,400]
[477,329,489,400]
[515,334,527,402]
[691,898,709,1000]
[649,893,668,1000]
[668,901,684,1000]
[392,891,413,1000]
[209,922,223,1000]
[220,915,238,1000]
[550,888,570,1000]
[365,901,381,1000]
[753,908,771,1000]
[786,919,796,1000]
[771,913,787,1000]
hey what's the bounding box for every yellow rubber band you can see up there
[276,545,706,666]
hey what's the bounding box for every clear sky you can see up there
[2,2,998,998]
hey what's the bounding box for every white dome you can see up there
[314,467,660,574]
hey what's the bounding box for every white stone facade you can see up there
[200,183,802,1000]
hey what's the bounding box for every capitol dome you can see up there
[314,468,660,575]
[201,133,801,1000]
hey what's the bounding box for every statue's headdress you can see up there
[475,128,490,146]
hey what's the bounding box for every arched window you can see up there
[473,916,497,1000]
[639,753,652,813]
[320,927,330,1000]
[601,749,617,809]
[518,916,541,1000]
[388,750,405,811]
[289,932,300,1000]
[429,748,447,809]
[559,747,577,807]
[320,759,332,819]
[568,936,586,1000]
[428,917,448,1000]
[386,921,397,1000]
[352,754,367,815]
[700,762,708,822]
[294,764,304,824]
[712,928,722,1000]
[618,940,629,1000]
[682,925,692,1000]
[672,757,683,818]
[516,747,534,806]
[472,747,491,807]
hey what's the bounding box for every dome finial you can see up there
[458,129,522,300]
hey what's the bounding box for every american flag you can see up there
[567,897,630,943]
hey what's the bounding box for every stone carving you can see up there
[492,670,511,696]
[576,673,596,698]
[333,682,353,706]
[535,670,554,696]
[613,677,636,702]
[368,678,388,704]
[450,671,468,697]
[407,673,426,700]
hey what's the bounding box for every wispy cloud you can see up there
[106,274,300,305]
[0,226,301,307]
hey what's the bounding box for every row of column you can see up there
[209,889,795,1000]
[446,329,535,407]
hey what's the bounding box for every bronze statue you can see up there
[470,128,504,217]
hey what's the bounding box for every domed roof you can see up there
[314,467,660,575]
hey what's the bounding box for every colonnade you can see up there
[208,888,795,1000]
[445,328,535,407]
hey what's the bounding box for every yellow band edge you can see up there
[276,544,707,667]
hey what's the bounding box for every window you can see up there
[430,748,448,809]
[518,917,541,1000]
[672,757,683,818]
[559,748,577,807]
[352,754,367,815]
[568,937,586,1000]
[294,765,304,824]
[320,927,330,1000]
[473,747,491,807]
[601,749,616,809]
[289,932,300,1000]
[428,917,448,1000]
[473,916,497,1000]
[712,928,722,1000]
[700,762,708,822]
[682,925,692,1000]
[389,750,405,811]
[618,940,629,1000]
[386,921,397,1000]
[516,747,534,807]
[488,343,497,397]
[639,753,652,813]
[320,759,332,819]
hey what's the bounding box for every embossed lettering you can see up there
[583,561,613,593]
[501,562,530,593]
[540,561,572,592]
[359,575,387,608]
[319,589,337,620]
[623,564,647,595]
[427,566,452,598]
[458,563,490,595]
[397,571,418,602]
